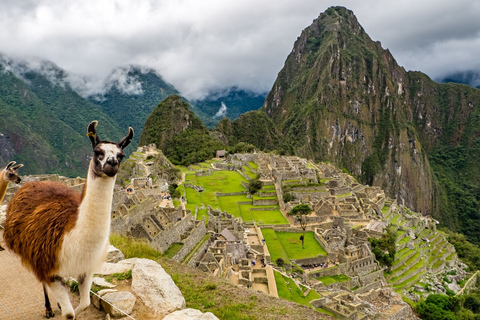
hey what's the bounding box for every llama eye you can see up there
[94,150,104,159]
[117,155,124,161]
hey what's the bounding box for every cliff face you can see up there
[262,6,437,215]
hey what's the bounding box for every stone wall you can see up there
[188,237,214,268]
[252,198,278,206]
[172,221,207,263]
[150,215,194,253]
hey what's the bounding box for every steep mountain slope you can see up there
[0,55,124,177]
[224,6,480,243]
[139,95,224,166]
[89,65,180,143]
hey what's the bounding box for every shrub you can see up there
[247,178,263,195]
[276,258,285,268]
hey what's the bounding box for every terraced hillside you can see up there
[381,203,460,296]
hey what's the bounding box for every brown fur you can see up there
[4,181,80,282]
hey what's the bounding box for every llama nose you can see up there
[106,158,118,166]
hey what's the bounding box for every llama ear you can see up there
[118,127,134,150]
[5,161,16,170]
[12,164,24,171]
[87,120,101,148]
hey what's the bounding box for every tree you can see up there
[287,204,313,249]
[247,178,263,195]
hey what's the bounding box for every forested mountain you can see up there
[0,55,124,177]
[217,7,480,244]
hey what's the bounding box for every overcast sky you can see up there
[1,0,480,99]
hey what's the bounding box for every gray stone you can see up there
[99,258,138,275]
[131,258,186,315]
[447,281,461,293]
[92,289,118,310]
[413,285,426,293]
[162,308,219,320]
[101,291,136,317]
[93,277,116,288]
[106,245,125,263]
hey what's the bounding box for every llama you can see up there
[0,161,23,251]
[3,121,133,319]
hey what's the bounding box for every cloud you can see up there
[1,0,480,99]
[214,102,228,118]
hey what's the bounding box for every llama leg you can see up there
[43,284,55,318]
[46,277,74,320]
[74,273,92,316]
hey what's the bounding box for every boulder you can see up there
[92,289,118,310]
[162,308,219,320]
[93,277,116,288]
[101,291,136,317]
[99,258,138,275]
[107,245,125,263]
[131,258,186,315]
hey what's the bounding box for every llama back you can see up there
[4,181,81,282]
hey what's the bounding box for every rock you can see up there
[93,277,116,288]
[406,242,415,250]
[413,285,426,293]
[162,308,219,320]
[101,291,136,317]
[99,258,138,275]
[131,258,186,315]
[92,289,118,310]
[107,245,125,263]
[447,281,461,293]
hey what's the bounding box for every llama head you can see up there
[3,161,24,184]
[87,121,134,177]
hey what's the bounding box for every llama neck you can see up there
[0,170,8,204]
[77,161,116,233]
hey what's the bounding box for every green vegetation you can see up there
[287,204,313,249]
[444,229,480,271]
[369,225,397,268]
[274,271,315,307]
[162,243,184,259]
[262,229,326,265]
[317,274,350,285]
[247,177,263,195]
[139,95,225,166]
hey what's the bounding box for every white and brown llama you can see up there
[3,121,133,319]
[0,161,23,251]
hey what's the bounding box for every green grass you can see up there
[317,274,350,285]
[197,171,247,193]
[218,195,251,217]
[173,199,181,207]
[197,208,208,221]
[262,229,290,264]
[242,165,257,179]
[391,214,402,225]
[110,234,162,260]
[162,243,184,259]
[248,161,258,170]
[275,232,327,259]
[382,205,390,214]
[239,205,287,225]
[252,194,277,200]
[274,271,310,306]
[317,308,335,316]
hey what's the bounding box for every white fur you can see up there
[48,143,122,319]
